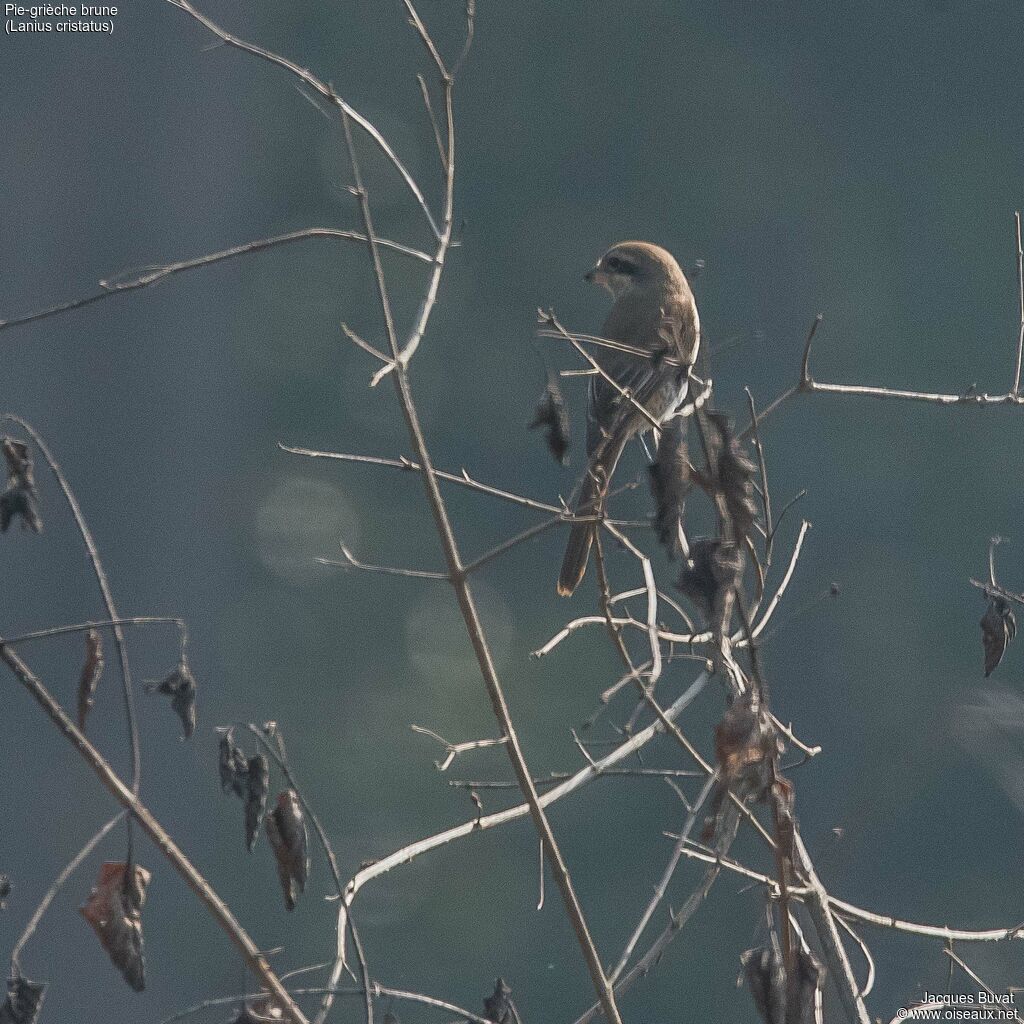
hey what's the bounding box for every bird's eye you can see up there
[606,256,634,275]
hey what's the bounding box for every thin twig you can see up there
[609,773,717,982]
[1013,211,1024,396]
[0,230,429,334]
[166,0,441,237]
[318,543,449,580]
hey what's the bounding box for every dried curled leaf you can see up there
[703,696,780,842]
[79,861,151,993]
[219,727,250,799]
[245,755,270,852]
[704,412,757,540]
[741,946,785,1024]
[0,438,41,534]
[788,948,825,1024]
[483,977,516,1024]
[528,376,570,465]
[265,790,308,911]
[981,597,1016,677]
[677,538,743,632]
[76,628,105,731]
[0,970,46,1024]
[647,417,690,556]
[741,944,822,1024]
[146,662,197,738]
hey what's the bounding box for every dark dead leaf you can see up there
[981,597,1016,677]
[483,977,516,1024]
[0,875,10,910]
[245,755,270,852]
[648,417,690,556]
[146,662,197,738]
[677,538,743,631]
[76,628,105,731]
[218,727,250,799]
[0,970,46,1024]
[742,946,785,1024]
[266,790,308,911]
[788,948,825,1024]
[79,861,150,993]
[703,696,780,842]
[528,376,570,464]
[703,412,757,540]
[0,439,41,535]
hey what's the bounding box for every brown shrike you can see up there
[557,241,700,596]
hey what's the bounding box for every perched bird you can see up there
[558,241,700,596]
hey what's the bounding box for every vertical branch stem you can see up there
[1013,211,1024,396]
[337,31,623,1020]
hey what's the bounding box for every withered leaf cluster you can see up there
[218,729,270,852]
[0,970,46,1024]
[265,790,309,912]
[678,538,743,627]
[483,977,518,1024]
[79,861,151,993]
[981,595,1016,677]
[0,438,41,535]
[741,945,824,1024]
[76,628,105,732]
[647,417,690,556]
[672,412,757,635]
[703,696,782,843]
[146,661,197,739]
[528,375,570,465]
[703,411,758,541]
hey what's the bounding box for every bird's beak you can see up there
[584,265,608,287]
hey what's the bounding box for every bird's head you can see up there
[584,241,684,300]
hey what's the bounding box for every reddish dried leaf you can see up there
[0,970,46,1024]
[265,790,308,911]
[76,628,105,731]
[79,861,150,992]
[703,697,781,842]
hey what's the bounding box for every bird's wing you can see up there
[586,293,698,455]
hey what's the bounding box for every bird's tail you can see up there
[557,436,627,596]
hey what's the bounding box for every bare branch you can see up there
[165,0,441,237]
[0,230,429,335]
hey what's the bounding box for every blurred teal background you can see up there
[3,1,1024,1021]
